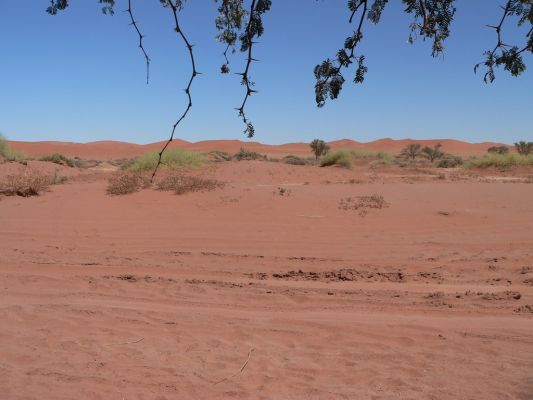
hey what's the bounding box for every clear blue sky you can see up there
[1,1,531,144]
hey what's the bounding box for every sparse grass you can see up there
[39,153,77,167]
[106,171,150,195]
[156,174,224,195]
[339,194,389,217]
[464,153,533,169]
[208,150,232,162]
[123,148,205,171]
[0,170,51,197]
[232,148,267,161]
[0,135,27,162]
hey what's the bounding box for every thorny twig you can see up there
[213,347,255,385]
[151,0,199,182]
[126,0,150,84]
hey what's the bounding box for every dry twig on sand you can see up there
[104,337,144,346]
[213,347,255,385]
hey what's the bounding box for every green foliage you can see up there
[309,139,330,160]
[400,143,422,160]
[488,145,510,155]
[232,148,267,161]
[465,153,533,169]
[514,141,533,155]
[123,148,205,171]
[39,153,76,167]
[421,143,444,163]
[437,154,463,168]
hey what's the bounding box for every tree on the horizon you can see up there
[421,143,444,163]
[400,143,422,160]
[38,1,533,175]
[514,141,533,155]
[310,139,330,160]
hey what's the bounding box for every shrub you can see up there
[107,171,149,195]
[437,154,463,168]
[232,148,267,161]
[400,143,422,160]
[309,139,330,160]
[515,141,533,156]
[123,148,205,171]
[282,155,308,165]
[320,150,352,168]
[488,145,509,155]
[465,153,533,169]
[0,170,50,197]
[156,174,224,195]
[208,150,232,162]
[39,153,76,167]
[339,194,389,216]
[421,143,444,163]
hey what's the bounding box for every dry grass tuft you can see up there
[339,194,389,216]
[107,171,150,196]
[156,174,224,195]
[0,170,51,197]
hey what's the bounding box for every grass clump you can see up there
[232,148,267,161]
[208,150,232,162]
[338,194,389,217]
[0,135,27,162]
[282,155,309,165]
[465,153,533,169]
[107,171,149,195]
[124,148,205,171]
[39,153,77,167]
[437,154,463,168]
[0,170,50,197]
[156,174,224,195]
[320,150,353,168]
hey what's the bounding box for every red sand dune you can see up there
[8,137,507,160]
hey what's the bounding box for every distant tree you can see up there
[310,139,330,160]
[421,143,444,163]
[488,145,510,154]
[514,141,533,155]
[400,143,422,161]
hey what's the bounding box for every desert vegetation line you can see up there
[42,1,533,176]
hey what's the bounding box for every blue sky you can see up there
[0,1,531,144]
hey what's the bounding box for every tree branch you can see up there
[126,0,150,84]
[151,0,199,181]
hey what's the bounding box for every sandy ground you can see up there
[1,158,533,399]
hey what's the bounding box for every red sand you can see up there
[1,156,532,399]
[8,137,507,160]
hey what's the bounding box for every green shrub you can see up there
[232,148,267,161]
[320,150,353,168]
[465,153,533,169]
[39,153,76,167]
[437,155,463,168]
[487,146,509,155]
[123,148,205,171]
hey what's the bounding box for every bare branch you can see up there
[126,0,150,84]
